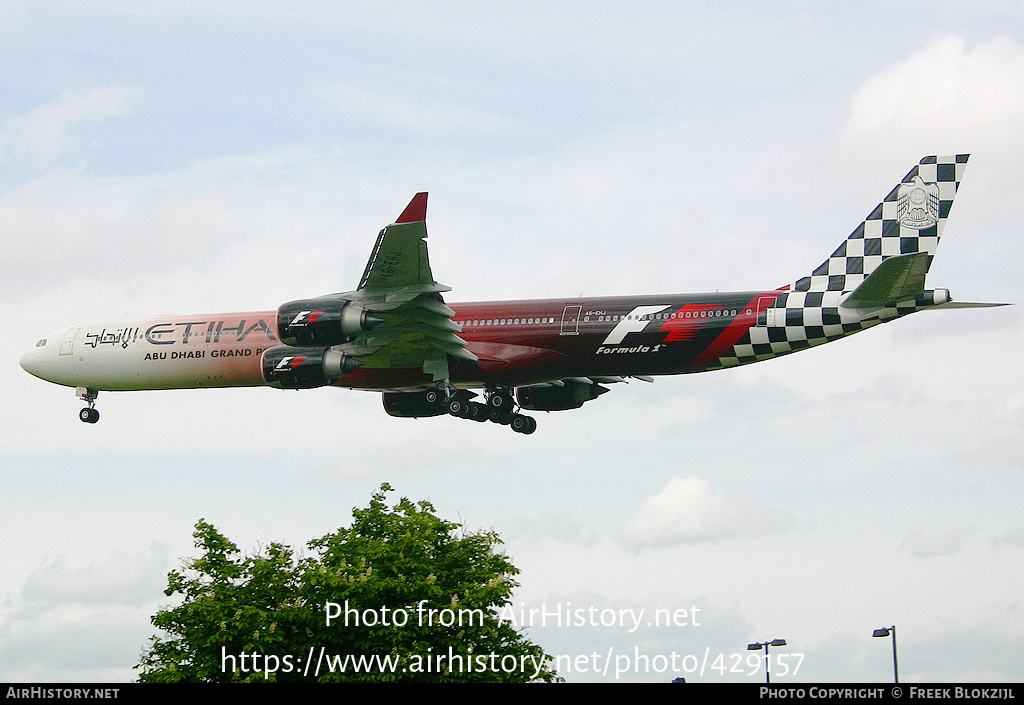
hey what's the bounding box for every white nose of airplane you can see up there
[20,339,54,382]
[21,346,43,378]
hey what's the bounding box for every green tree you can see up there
[136,484,559,682]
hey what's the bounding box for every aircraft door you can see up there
[755,297,778,327]
[60,327,80,356]
[560,305,582,335]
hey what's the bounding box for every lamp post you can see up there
[747,638,787,683]
[872,625,898,683]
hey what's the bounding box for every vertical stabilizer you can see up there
[791,155,969,294]
[711,154,975,371]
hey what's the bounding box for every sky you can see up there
[1,0,1023,683]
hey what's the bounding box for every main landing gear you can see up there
[438,386,537,434]
[76,387,99,424]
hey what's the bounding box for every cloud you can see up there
[842,35,1024,156]
[0,86,143,167]
[899,526,976,558]
[503,513,598,545]
[20,544,168,608]
[0,544,169,680]
[992,527,1024,548]
[316,84,510,136]
[619,476,793,549]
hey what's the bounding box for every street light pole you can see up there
[747,638,787,683]
[872,625,898,683]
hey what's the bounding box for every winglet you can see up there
[395,192,428,223]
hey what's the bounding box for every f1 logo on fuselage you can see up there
[602,305,670,345]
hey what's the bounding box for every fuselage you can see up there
[18,156,987,431]
[20,290,782,393]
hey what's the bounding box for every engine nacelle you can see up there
[382,390,447,418]
[276,298,382,347]
[517,379,609,411]
[261,345,361,389]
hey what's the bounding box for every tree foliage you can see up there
[136,484,558,682]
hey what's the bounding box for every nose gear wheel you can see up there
[77,387,100,424]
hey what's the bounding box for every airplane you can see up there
[20,154,1006,434]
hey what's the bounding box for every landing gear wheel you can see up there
[488,406,513,425]
[424,389,442,406]
[469,402,488,422]
[75,387,99,424]
[447,397,472,419]
[487,391,513,410]
[485,389,515,424]
[510,414,536,434]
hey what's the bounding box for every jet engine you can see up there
[276,298,383,347]
[261,345,362,389]
[516,379,609,411]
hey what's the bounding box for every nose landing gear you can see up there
[76,387,99,424]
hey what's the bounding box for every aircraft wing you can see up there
[339,193,476,381]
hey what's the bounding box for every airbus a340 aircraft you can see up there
[21,155,1004,434]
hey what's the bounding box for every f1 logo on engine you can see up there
[289,310,321,328]
[274,356,305,371]
[602,305,670,345]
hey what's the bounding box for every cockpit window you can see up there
[36,339,47,347]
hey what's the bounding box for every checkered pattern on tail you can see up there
[711,289,949,368]
[709,155,968,371]
[793,154,968,294]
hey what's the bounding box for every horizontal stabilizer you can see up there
[840,251,929,310]
[935,301,1012,309]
